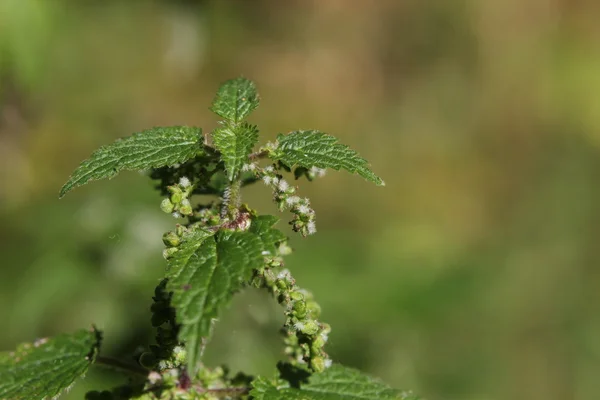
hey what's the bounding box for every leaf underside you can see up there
[272,130,384,186]
[212,122,259,181]
[0,329,101,400]
[59,126,204,198]
[166,223,282,375]
[210,77,259,124]
[250,364,419,400]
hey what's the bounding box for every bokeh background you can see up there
[1,1,600,399]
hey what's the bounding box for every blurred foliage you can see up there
[1,1,600,399]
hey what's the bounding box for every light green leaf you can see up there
[212,122,259,180]
[271,130,384,186]
[59,126,204,198]
[0,328,102,400]
[251,365,419,400]
[165,229,264,375]
[210,77,259,123]
[249,215,287,255]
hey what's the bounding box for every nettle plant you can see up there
[0,78,418,400]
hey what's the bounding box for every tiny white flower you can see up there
[272,176,279,185]
[307,221,316,235]
[310,166,327,177]
[261,250,271,256]
[294,322,305,331]
[277,269,291,280]
[324,359,333,368]
[286,196,301,205]
[262,176,272,185]
[320,332,329,343]
[181,199,191,207]
[179,177,191,187]
[172,212,182,219]
[278,179,289,192]
[264,165,275,173]
[297,204,311,215]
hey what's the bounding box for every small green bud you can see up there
[300,320,319,335]
[162,247,178,260]
[312,356,326,373]
[292,300,307,319]
[179,202,193,216]
[311,335,326,352]
[306,300,321,318]
[160,198,175,214]
[175,224,186,237]
[289,291,304,302]
[276,279,288,291]
[139,352,157,369]
[278,243,293,256]
[162,231,180,247]
[170,191,183,204]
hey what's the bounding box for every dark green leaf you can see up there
[271,130,384,186]
[59,126,204,198]
[249,215,287,255]
[165,229,264,375]
[250,364,419,400]
[0,329,102,400]
[212,122,259,180]
[210,77,259,123]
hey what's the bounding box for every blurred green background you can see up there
[1,1,600,399]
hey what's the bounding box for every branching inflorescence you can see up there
[0,78,421,400]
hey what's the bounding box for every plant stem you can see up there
[95,355,149,378]
[222,178,242,219]
[248,149,268,160]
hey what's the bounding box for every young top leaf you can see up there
[0,328,102,400]
[165,228,265,376]
[212,122,259,181]
[269,130,385,186]
[59,126,204,198]
[210,77,259,124]
[250,364,419,400]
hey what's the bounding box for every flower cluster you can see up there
[249,164,317,236]
[253,260,331,373]
[160,177,194,219]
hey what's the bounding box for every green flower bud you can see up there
[160,198,175,214]
[139,351,158,369]
[179,203,193,216]
[289,291,304,302]
[306,300,321,319]
[170,191,183,205]
[292,300,307,319]
[276,279,288,291]
[312,356,326,373]
[175,224,186,237]
[300,320,319,335]
[311,335,326,352]
[162,231,180,247]
[172,345,187,365]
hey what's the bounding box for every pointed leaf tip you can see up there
[210,77,259,124]
[59,126,204,198]
[270,130,384,186]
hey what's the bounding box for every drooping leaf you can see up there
[165,229,264,375]
[0,328,102,400]
[59,126,204,198]
[250,364,419,400]
[212,122,259,180]
[210,77,259,123]
[270,130,384,186]
[249,215,287,255]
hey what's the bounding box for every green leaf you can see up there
[251,365,419,400]
[249,215,287,255]
[210,77,259,123]
[212,122,259,180]
[59,126,204,198]
[0,328,102,400]
[165,229,264,375]
[270,130,385,186]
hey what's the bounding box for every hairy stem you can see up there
[95,356,149,378]
[222,178,242,219]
